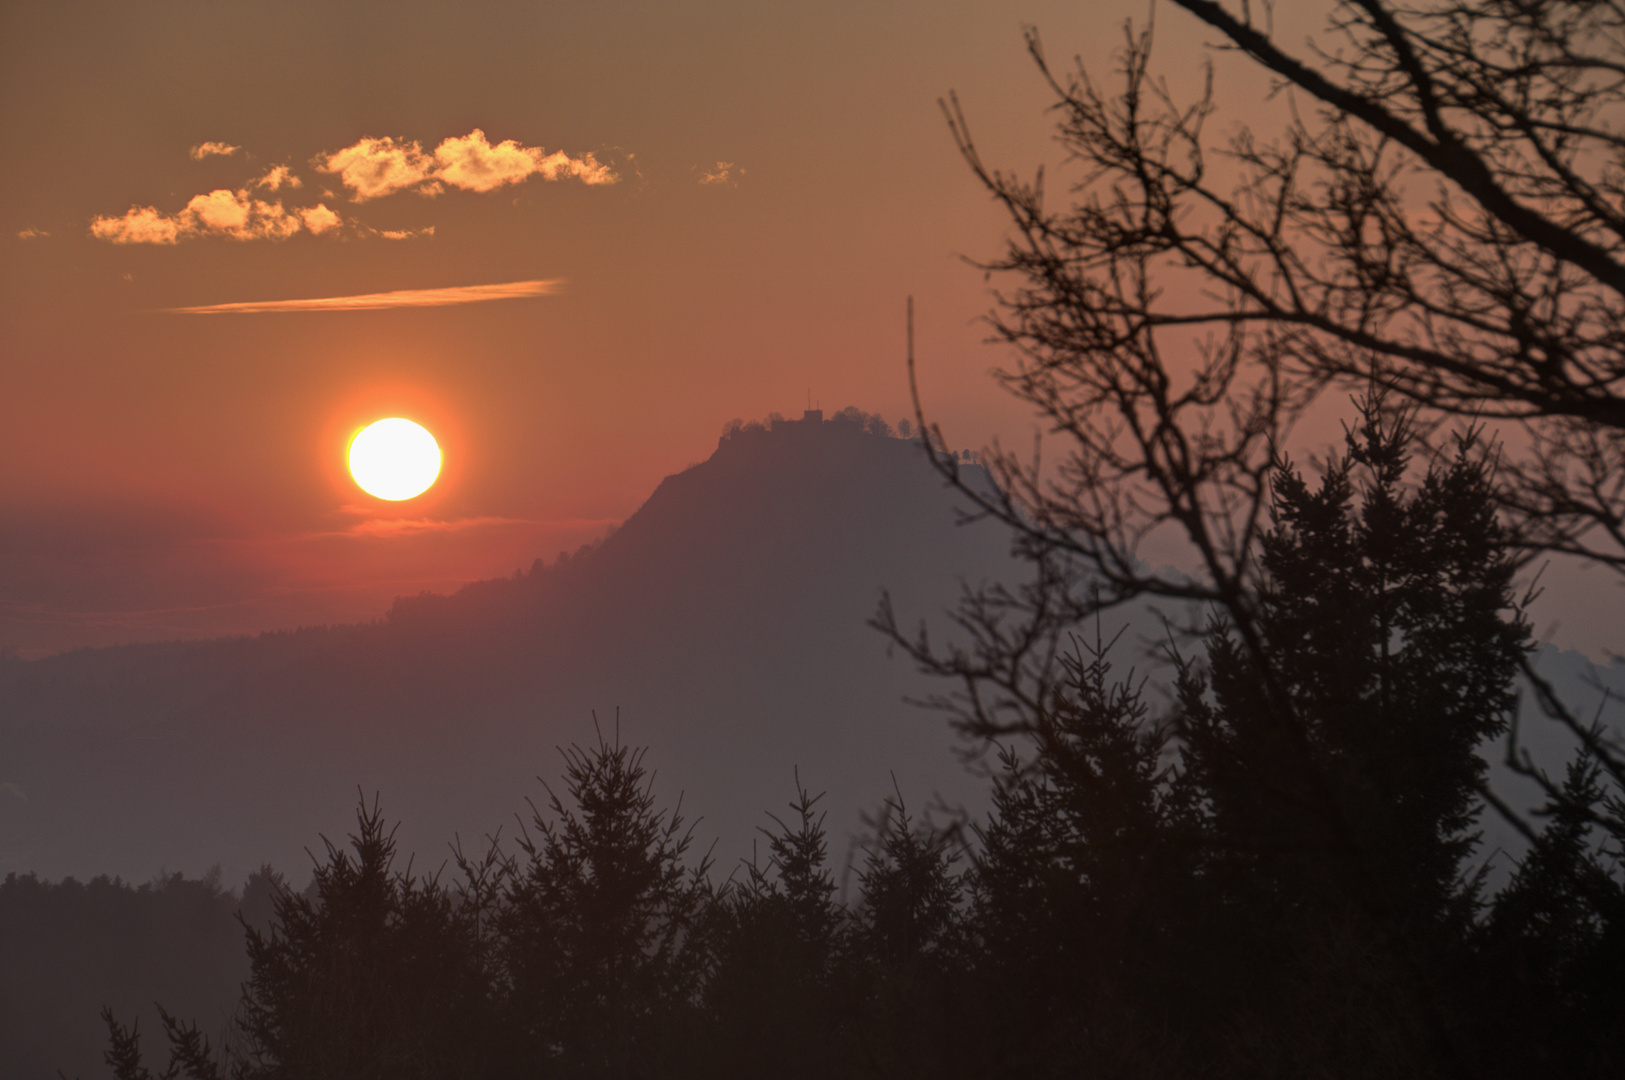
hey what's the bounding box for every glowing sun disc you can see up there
[349,418,441,500]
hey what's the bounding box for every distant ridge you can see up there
[6,409,1612,888]
[0,413,1018,884]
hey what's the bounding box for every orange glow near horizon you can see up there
[349,418,442,501]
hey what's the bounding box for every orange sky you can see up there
[2,0,1617,659]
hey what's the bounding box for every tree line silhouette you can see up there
[95,404,1621,1078]
[0,868,276,1080]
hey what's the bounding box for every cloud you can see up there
[0,783,26,804]
[533,148,615,184]
[337,515,549,538]
[190,141,240,160]
[16,228,49,240]
[433,130,547,192]
[315,136,435,201]
[96,129,612,244]
[91,206,183,244]
[434,129,615,190]
[699,161,744,186]
[162,278,562,313]
[255,165,301,191]
[318,129,616,200]
[300,204,342,234]
[91,191,342,244]
[185,189,304,240]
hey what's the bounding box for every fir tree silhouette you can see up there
[499,718,712,1080]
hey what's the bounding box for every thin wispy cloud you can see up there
[699,161,744,187]
[16,227,49,240]
[317,129,616,201]
[254,165,301,191]
[331,515,614,539]
[375,225,435,240]
[190,141,239,160]
[163,278,562,314]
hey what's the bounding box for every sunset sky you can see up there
[3,0,1617,659]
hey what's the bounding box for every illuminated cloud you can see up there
[531,148,615,184]
[16,227,49,240]
[699,161,744,186]
[92,206,183,244]
[255,165,301,191]
[163,278,562,313]
[316,136,436,201]
[318,129,616,200]
[433,129,547,192]
[435,129,616,188]
[300,204,342,234]
[189,141,239,160]
[97,130,613,243]
[185,189,303,240]
[94,189,325,243]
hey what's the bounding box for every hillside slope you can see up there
[1,417,1021,882]
[5,414,1616,885]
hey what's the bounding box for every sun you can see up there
[349,418,441,501]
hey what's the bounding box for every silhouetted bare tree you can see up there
[877,6,1625,1071]
[946,2,1625,577]
[883,0,1625,867]
[876,8,1625,1069]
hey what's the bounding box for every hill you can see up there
[0,413,1020,884]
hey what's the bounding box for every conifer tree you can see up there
[853,789,961,973]
[1481,752,1625,1073]
[703,776,848,1079]
[968,631,1206,1073]
[103,797,495,1080]
[1148,403,1533,1075]
[1180,402,1529,938]
[900,400,1539,1074]
[499,725,711,1080]
[232,797,493,1080]
[845,788,968,1078]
